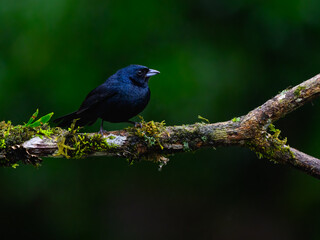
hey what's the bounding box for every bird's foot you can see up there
[99,129,107,135]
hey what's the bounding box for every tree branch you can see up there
[1,74,320,178]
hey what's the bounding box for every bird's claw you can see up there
[99,129,107,135]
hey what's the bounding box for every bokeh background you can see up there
[1,0,320,239]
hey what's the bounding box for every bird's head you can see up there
[119,65,160,87]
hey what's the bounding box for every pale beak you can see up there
[146,69,160,77]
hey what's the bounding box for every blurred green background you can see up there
[1,0,320,239]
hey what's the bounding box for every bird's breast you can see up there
[98,84,150,122]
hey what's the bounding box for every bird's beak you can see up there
[146,69,160,77]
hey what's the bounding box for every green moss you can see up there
[123,117,173,165]
[294,86,306,97]
[0,111,62,167]
[212,128,228,140]
[0,122,61,167]
[108,135,116,140]
[1,123,60,146]
[201,136,207,142]
[279,89,288,95]
[247,123,294,163]
[128,116,166,149]
[36,127,57,138]
[0,138,5,149]
[232,117,241,122]
[183,142,190,151]
[11,163,19,169]
[198,115,210,123]
[55,120,118,159]
[268,123,276,133]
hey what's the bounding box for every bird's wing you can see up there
[77,84,117,114]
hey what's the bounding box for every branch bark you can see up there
[1,74,320,178]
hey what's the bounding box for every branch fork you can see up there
[1,74,320,179]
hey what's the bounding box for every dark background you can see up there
[1,0,320,239]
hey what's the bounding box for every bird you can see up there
[54,64,160,133]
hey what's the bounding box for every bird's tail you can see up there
[53,110,97,128]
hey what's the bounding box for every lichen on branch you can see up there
[1,73,320,179]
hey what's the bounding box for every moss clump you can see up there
[0,138,5,149]
[0,121,61,148]
[247,123,293,163]
[294,86,306,97]
[0,111,61,167]
[232,117,241,122]
[0,122,61,167]
[129,116,167,149]
[0,110,59,149]
[125,117,169,166]
[55,121,117,159]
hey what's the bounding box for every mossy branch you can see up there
[1,74,320,178]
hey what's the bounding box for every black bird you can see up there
[54,65,160,133]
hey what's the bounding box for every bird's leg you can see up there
[99,120,106,135]
[127,120,142,128]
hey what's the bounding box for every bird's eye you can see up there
[137,70,143,76]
